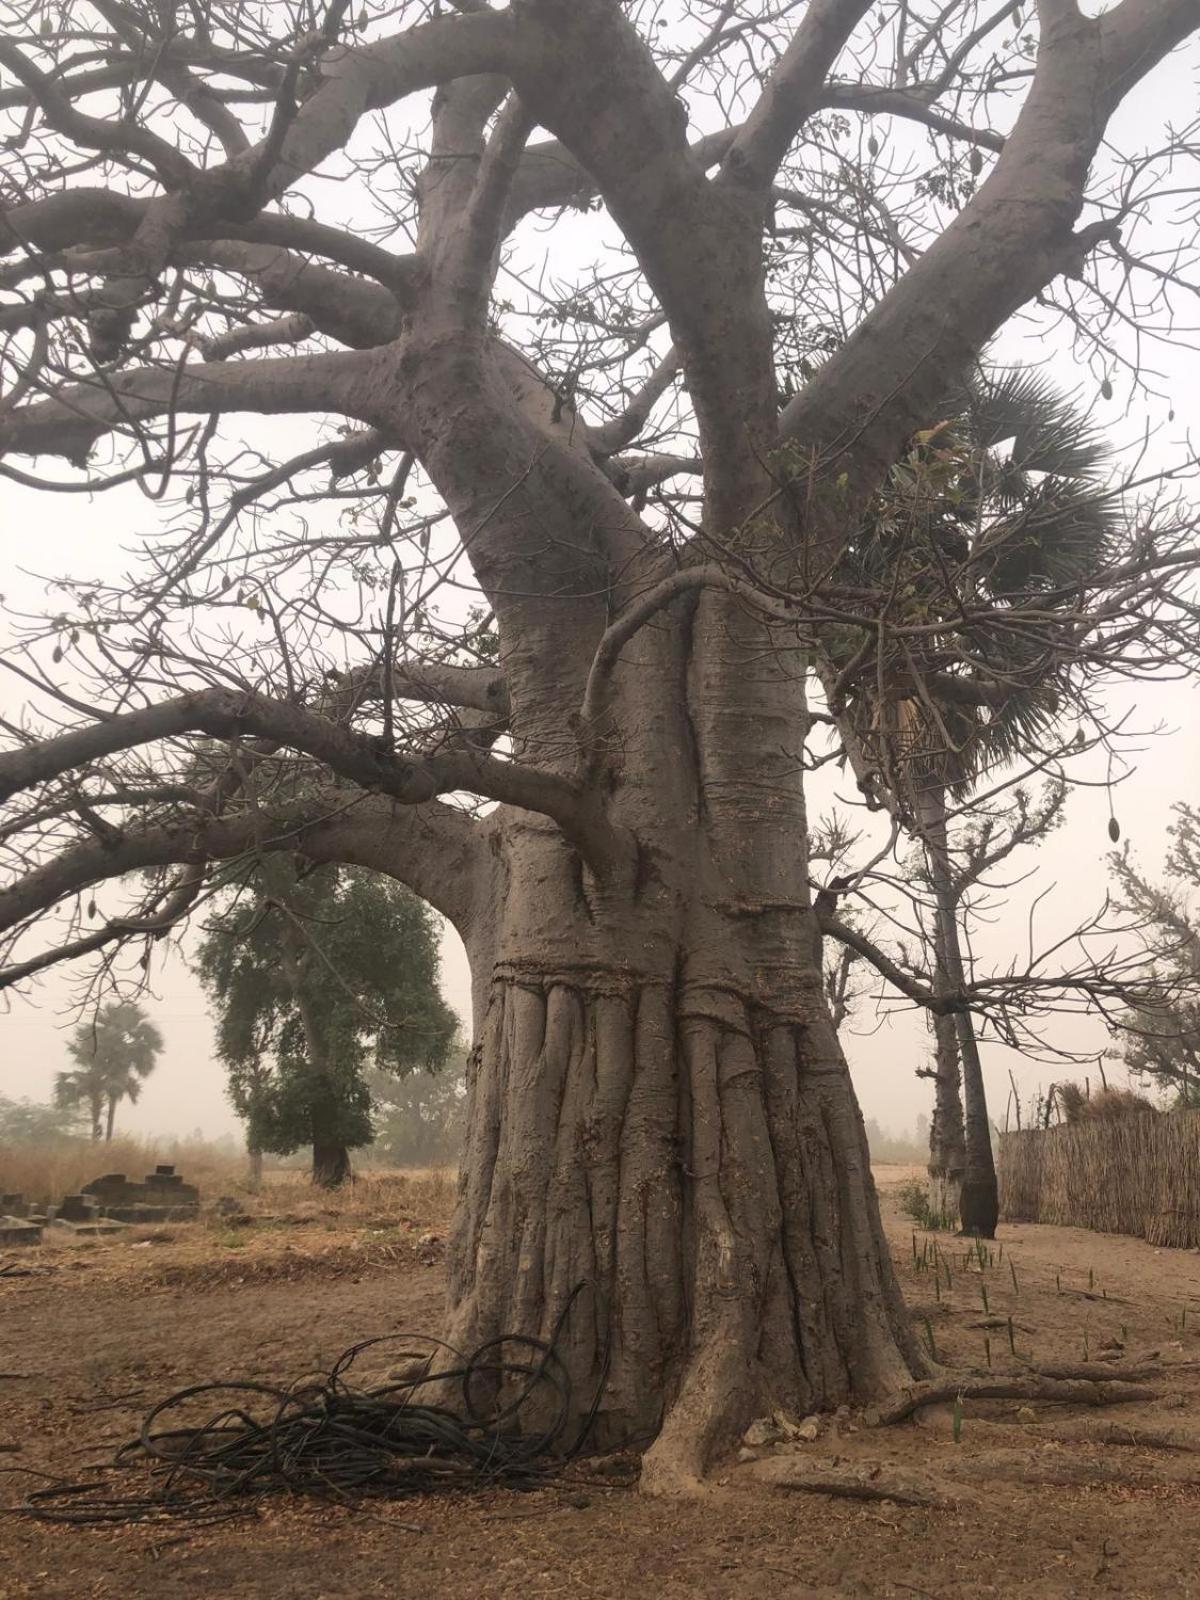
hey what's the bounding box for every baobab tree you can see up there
[1,1,1199,1491]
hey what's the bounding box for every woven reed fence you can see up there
[997,1112,1200,1247]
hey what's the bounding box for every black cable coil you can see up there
[13,1288,604,1528]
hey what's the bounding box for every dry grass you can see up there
[998,1110,1200,1248]
[253,1165,457,1222]
[1055,1081,1157,1123]
[0,1133,251,1208]
[0,1131,457,1216]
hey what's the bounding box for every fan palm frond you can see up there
[836,364,1122,797]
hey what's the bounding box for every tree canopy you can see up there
[1109,808,1200,1109]
[194,857,458,1180]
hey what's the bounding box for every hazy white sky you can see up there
[2,10,1198,1145]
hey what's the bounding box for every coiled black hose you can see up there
[15,1288,605,1527]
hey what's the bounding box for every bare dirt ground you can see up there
[2,1163,1200,1600]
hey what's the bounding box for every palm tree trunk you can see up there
[917,784,999,1238]
[928,1008,966,1227]
[915,790,965,1228]
[90,1091,103,1143]
[105,1094,117,1143]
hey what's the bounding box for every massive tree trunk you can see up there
[444,613,924,1491]
[916,786,999,1238]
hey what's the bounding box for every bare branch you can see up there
[0,791,486,968]
[726,0,875,188]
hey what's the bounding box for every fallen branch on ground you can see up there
[865,1374,1159,1427]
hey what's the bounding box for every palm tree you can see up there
[836,371,1115,1233]
[55,1000,164,1142]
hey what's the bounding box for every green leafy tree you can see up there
[195,859,458,1186]
[0,1095,84,1143]
[55,1000,163,1142]
[1109,809,1200,1109]
[835,373,1115,1234]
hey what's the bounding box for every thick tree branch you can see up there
[0,39,194,188]
[725,0,875,188]
[260,9,524,202]
[1,189,421,297]
[822,83,1005,152]
[818,910,957,1014]
[780,0,1200,487]
[0,791,486,965]
[372,662,511,718]
[0,347,377,465]
[178,240,404,349]
[0,687,613,870]
[587,348,680,457]
[511,0,776,525]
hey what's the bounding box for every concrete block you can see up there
[48,1217,126,1237]
[80,1167,200,1219]
[0,1216,41,1246]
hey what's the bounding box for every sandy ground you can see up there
[1,1164,1199,1599]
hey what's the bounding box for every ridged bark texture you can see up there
[449,821,924,1486]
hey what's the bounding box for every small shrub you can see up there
[896,1178,950,1231]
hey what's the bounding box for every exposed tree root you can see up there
[1021,1419,1200,1452]
[747,1433,1200,1509]
[1021,1362,1162,1382]
[748,1456,968,1509]
[947,1447,1200,1491]
[864,1372,1159,1426]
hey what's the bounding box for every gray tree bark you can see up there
[916,786,998,1237]
[432,538,925,1486]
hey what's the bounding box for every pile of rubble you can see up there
[0,1165,200,1244]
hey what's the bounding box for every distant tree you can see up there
[1109,810,1200,1109]
[367,1059,467,1169]
[195,859,458,1187]
[55,1000,163,1142]
[0,1094,83,1143]
[862,1119,926,1167]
